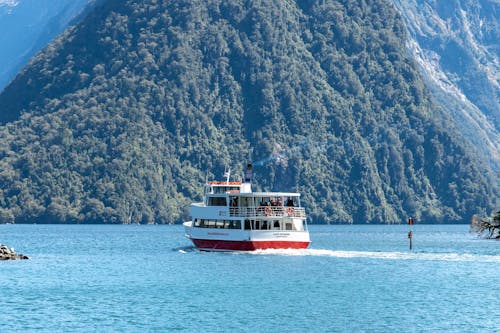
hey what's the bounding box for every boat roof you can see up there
[205,180,300,197]
[207,181,242,186]
[224,191,300,197]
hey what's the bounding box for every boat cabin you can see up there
[193,181,307,232]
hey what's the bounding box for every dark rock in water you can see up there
[0,244,29,260]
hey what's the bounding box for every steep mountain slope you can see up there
[0,0,496,224]
[0,0,94,92]
[392,0,500,170]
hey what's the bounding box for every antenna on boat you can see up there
[223,167,231,184]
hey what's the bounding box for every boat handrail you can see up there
[229,206,306,218]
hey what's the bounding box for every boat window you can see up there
[285,223,293,230]
[273,220,280,229]
[244,219,251,230]
[208,197,227,206]
[197,219,242,229]
[230,196,239,207]
[261,220,268,230]
[213,186,239,194]
[253,220,260,230]
[224,220,242,229]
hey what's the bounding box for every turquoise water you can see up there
[1,224,498,332]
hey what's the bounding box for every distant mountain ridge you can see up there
[0,0,94,92]
[392,0,500,171]
[0,0,496,224]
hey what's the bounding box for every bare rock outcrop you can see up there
[0,244,29,260]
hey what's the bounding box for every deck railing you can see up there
[229,206,306,218]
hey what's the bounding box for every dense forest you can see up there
[0,0,497,224]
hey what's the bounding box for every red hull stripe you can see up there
[191,238,310,251]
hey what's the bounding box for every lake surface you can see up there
[1,224,498,332]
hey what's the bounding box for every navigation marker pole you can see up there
[408,217,414,250]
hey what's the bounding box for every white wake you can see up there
[246,248,500,263]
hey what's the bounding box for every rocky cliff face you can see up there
[0,0,94,92]
[392,0,500,171]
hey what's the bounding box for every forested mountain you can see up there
[0,0,94,92]
[392,0,500,171]
[0,0,496,224]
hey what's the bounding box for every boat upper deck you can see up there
[198,168,305,219]
[193,192,306,219]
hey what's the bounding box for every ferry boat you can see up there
[183,164,310,251]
